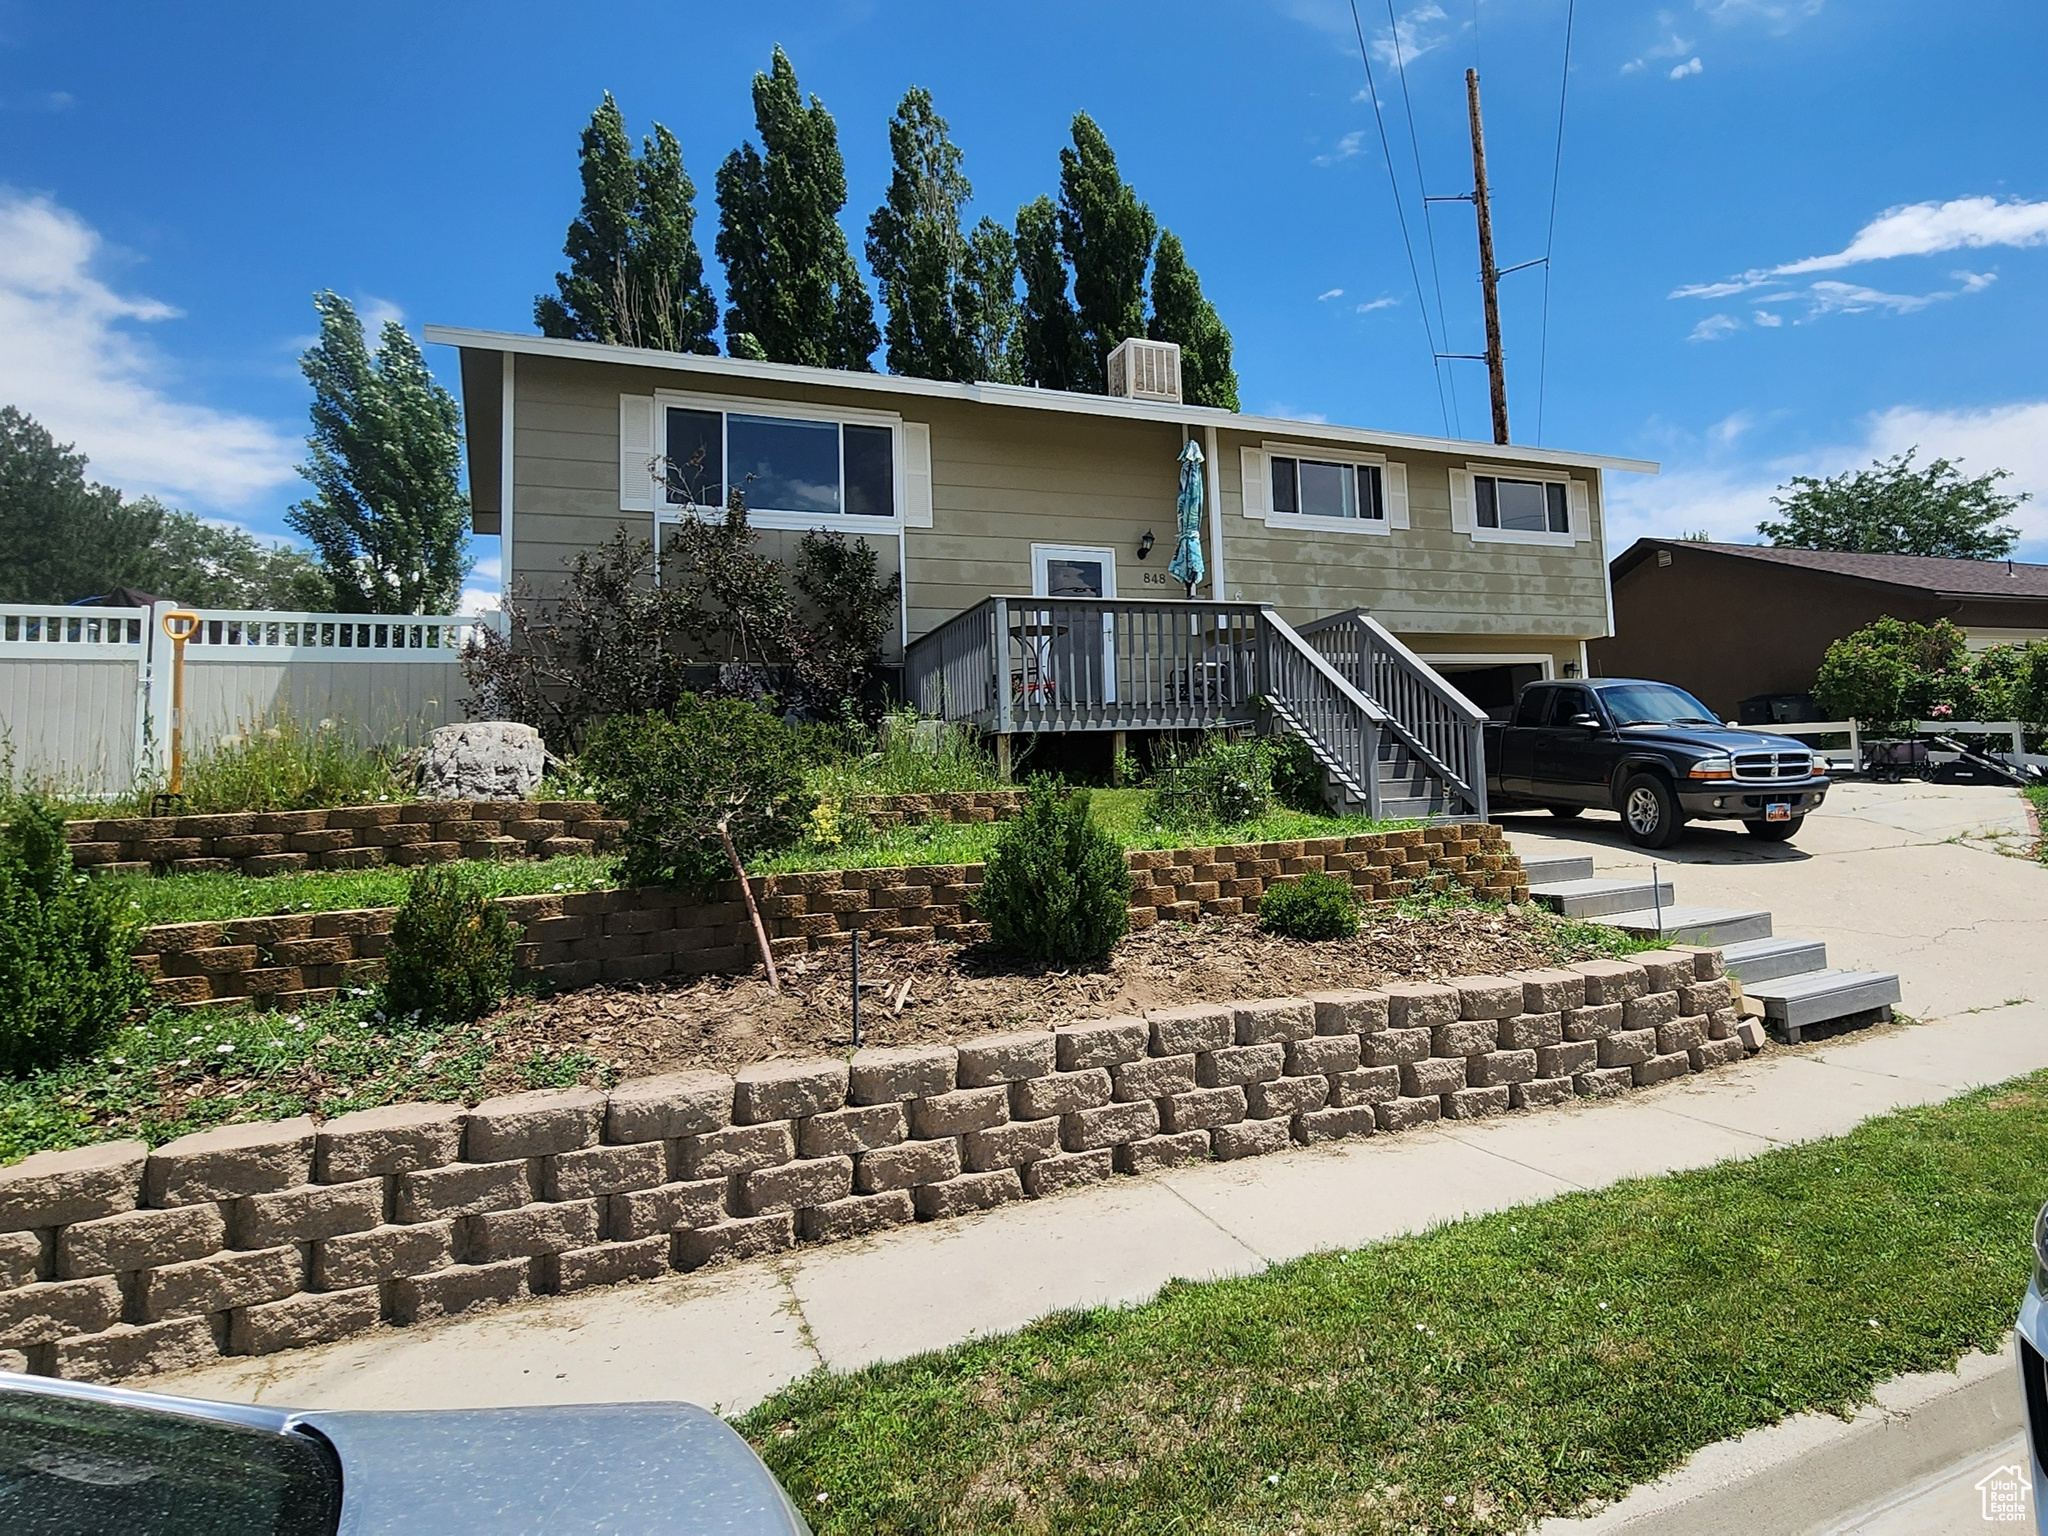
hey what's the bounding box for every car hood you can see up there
[294,1403,811,1536]
[1613,725,1818,756]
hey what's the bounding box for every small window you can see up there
[664,408,722,507]
[661,405,895,519]
[1513,687,1552,728]
[1547,687,1597,726]
[843,423,894,519]
[1474,474,1570,534]
[1270,455,1381,520]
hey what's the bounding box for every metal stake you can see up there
[1652,860,1662,935]
[850,928,863,1048]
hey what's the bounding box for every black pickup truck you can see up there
[1483,677,1831,849]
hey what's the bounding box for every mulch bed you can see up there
[491,906,1599,1080]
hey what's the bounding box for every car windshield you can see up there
[0,1386,341,1536]
[1599,683,1720,727]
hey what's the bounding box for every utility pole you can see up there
[1465,68,1509,445]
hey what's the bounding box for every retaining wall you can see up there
[135,826,1530,1009]
[0,948,1754,1385]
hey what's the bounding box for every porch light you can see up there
[1137,530,1156,560]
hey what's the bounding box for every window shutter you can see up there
[1448,468,1474,533]
[904,422,934,528]
[1568,478,1591,542]
[1384,461,1410,528]
[619,394,655,512]
[1240,447,1266,517]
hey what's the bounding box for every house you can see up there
[424,325,1657,817]
[1592,539,2048,719]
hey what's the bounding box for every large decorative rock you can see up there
[415,722,547,802]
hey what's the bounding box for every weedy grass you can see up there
[2026,784,2047,864]
[101,856,619,927]
[742,1072,2048,1534]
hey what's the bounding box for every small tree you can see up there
[381,867,521,1026]
[787,529,901,716]
[0,801,150,1075]
[1813,616,1976,727]
[978,782,1131,966]
[1759,450,2025,560]
[288,293,471,614]
[580,700,814,988]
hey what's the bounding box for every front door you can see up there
[1029,545,1117,708]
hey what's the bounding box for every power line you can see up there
[1348,0,1452,436]
[1383,0,1462,438]
[1536,0,1575,446]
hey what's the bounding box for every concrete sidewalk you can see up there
[154,996,2048,1417]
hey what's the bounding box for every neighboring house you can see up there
[424,325,1656,817]
[1593,539,2048,719]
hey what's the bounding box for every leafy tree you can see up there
[535,94,718,353]
[1057,113,1156,383]
[1014,196,1089,391]
[1813,616,1977,726]
[1147,230,1239,410]
[287,293,472,614]
[715,47,878,370]
[146,504,331,609]
[1970,642,2048,728]
[1759,450,2025,560]
[787,529,902,716]
[865,87,1018,384]
[0,407,161,602]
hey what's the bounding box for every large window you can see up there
[663,405,894,519]
[1474,474,1568,534]
[1270,454,1384,520]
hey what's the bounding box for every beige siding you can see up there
[506,353,1612,666]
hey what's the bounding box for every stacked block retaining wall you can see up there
[135,826,1528,1009]
[0,947,1749,1385]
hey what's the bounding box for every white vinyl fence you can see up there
[1756,718,2046,774]
[0,602,495,798]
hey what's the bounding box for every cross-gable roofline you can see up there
[421,325,1660,476]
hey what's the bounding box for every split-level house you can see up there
[424,326,1657,819]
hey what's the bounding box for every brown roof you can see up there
[1615,539,2048,600]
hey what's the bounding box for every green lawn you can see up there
[742,1074,2048,1534]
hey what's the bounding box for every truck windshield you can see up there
[1599,683,1719,727]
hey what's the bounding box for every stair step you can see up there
[1720,936,1828,983]
[1518,855,1595,885]
[1742,969,1901,1040]
[1597,905,1775,944]
[1377,796,1441,821]
[1529,876,1675,918]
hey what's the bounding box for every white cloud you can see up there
[1313,130,1366,167]
[1620,58,1645,75]
[1669,56,1704,78]
[1316,287,1345,302]
[1709,410,1758,447]
[1604,397,2048,561]
[1688,314,1741,342]
[0,90,74,113]
[356,295,405,335]
[1356,296,1400,313]
[1695,0,1825,31]
[0,190,298,510]
[1369,3,1451,66]
[1752,309,1784,327]
[1673,196,2048,298]
[458,552,503,615]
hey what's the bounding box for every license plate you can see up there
[1765,802,1792,822]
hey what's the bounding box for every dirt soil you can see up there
[492,907,1607,1079]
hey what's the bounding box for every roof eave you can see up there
[421,325,1661,476]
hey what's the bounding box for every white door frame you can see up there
[1028,544,1119,705]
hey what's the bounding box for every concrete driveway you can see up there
[1497,781,2045,1021]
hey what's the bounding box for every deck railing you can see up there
[1298,609,1488,818]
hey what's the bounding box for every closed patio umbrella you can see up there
[1170,439,1207,597]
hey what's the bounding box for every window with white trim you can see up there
[662,404,895,520]
[1270,453,1385,521]
[1473,472,1568,535]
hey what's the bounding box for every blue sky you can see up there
[3,0,2044,609]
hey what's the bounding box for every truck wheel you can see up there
[1620,774,1683,849]
[1548,806,1584,820]
[1744,816,1803,841]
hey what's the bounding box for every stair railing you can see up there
[1255,609,1385,818]
[1296,609,1488,819]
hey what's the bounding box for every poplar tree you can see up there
[535,94,718,353]
[1015,196,1089,392]
[1148,230,1240,410]
[287,294,471,615]
[1057,113,1156,383]
[715,47,878,369]
[959,218,1020,384]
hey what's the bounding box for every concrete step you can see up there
[1721,935,1829,983]
[1742,968,1902,1043]
[1529,875,1675,919]
[1518,855,1595,886]
[1598,905,1775,944]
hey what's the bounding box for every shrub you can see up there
[581,697,815,889]
[380,866,521,1025]
[978,782,1131,966]
[1145,734,1274,829]
[1813,616,1976,727]
[1975,641,2048,729]
[1256,871,1360,941]
[0,801,151,1075]
[1269,734,1327,814]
